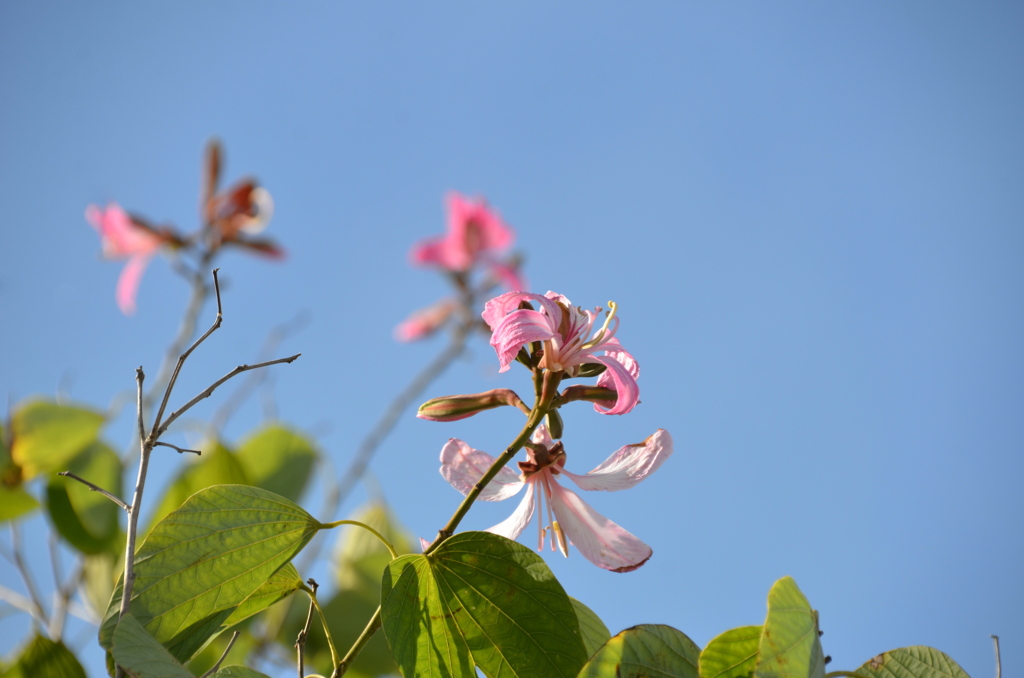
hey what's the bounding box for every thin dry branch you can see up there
[58,471,131,511]
[153,441,202,455]
[296,578,319,678]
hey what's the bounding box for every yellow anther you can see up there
[552,521,569,557]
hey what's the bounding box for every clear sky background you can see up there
[1,2,1022,677]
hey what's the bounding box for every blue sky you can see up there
[1,2,1022,677]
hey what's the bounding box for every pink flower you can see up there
[394,298,459,342]
[483,291,640,415]
[439,425,672,572]
[85,203,165,315]
[410,192,525,290]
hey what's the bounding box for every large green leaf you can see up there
[111,613,193,678]
[381,531,588,678]
[100,485,321,664]
[3,634,86,678]
[10,399,103,479]
[854,647,971,678]
[46,441,122,553]
[700,626,762,678]
[236,425,318,502]
[578,624,700,678]
[0,485,39,522]
[147,441,249,533]
[755,577,825,678]
[571,597,612,659]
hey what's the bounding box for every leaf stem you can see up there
[334,607,381,678]
[198,631,240,678]
[300,581,339,671]
[317,520,398,560]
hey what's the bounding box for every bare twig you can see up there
[58,472,131,511]
[152,269,224,434]
[153,441,202,455]
[47,543,85,640]
[118,368,150,636]
[991,635,1001,678]
[9,524,47,630]
[296,578,319,678]
[199,631,240,678]
[211,311,310,432]
[154,354,301,439]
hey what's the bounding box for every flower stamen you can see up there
[582,300,618,350]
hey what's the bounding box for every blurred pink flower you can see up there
[85,203,165,315]
[394,298,458,342]
[439,425,672,572]
[483,291,640,415]
[410,192,525,290]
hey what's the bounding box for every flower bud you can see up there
[417,389,529,422]
[559,384,617,407]
[545,409,564,439]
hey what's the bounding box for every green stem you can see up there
[333,607,382,678]
[825,672,871,678]
[318,519,398,560]
[300,583,339,670]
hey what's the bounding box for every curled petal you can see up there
[560,429,672,492]
[115,255,153,315]
[487,482,536,541]
[591,353,640,415]
[439,439,523,501]
[489,309,556,372]
[481,291,556,331]
[547,480,652,572]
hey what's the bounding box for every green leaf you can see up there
[854,647,971,678]
[83,550,122,620]
[100,485,321,664]
[147,441,249,533]
[335,501,414,596]
[381,531,588,678]
[578,624,700,678]
[701,626,762,678]
[46,441,122,553]
[571,597,612,659]
[755,577,825,678]
[213,667,274,678]
[10,399,104,479]
[3,634,86,678]
[236,425,318,502]
[111,613,193,678]
[0,485,39,522]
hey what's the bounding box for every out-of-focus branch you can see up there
[8,524,48,630]
[991,635,1001,678]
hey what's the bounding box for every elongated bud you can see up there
[418,389,529,422]
[575,362,607,378]
[545,409,564,439]
[559,384,617,406]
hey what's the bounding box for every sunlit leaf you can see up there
[100,485,320,664]
[578,624,700,678]
[237,424,317,502]
[0,485,39,522]
[755,577,825,678]
[381,531,587,678]
[854,646,971,678]
[11,399,103,480]
[111,613,193,678]
[700,626,762,678]
[3,634,86,678]
[571,597,612,659]
[46,441,122,553]
[146,440,248,533]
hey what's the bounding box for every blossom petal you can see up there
[439,438,523,501]
[481,291,556,331]
[394,298,457,342]
[547,480,652,572]
[447,192,514,254]
[115,255,152,315]
[487,482,536,541]
[487,259,527,292]
[591,353,640,415]
[489,308,557,372]
[560,429,672,492]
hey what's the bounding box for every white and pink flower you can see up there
[483,291,640,415]
[439,425,672,572]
